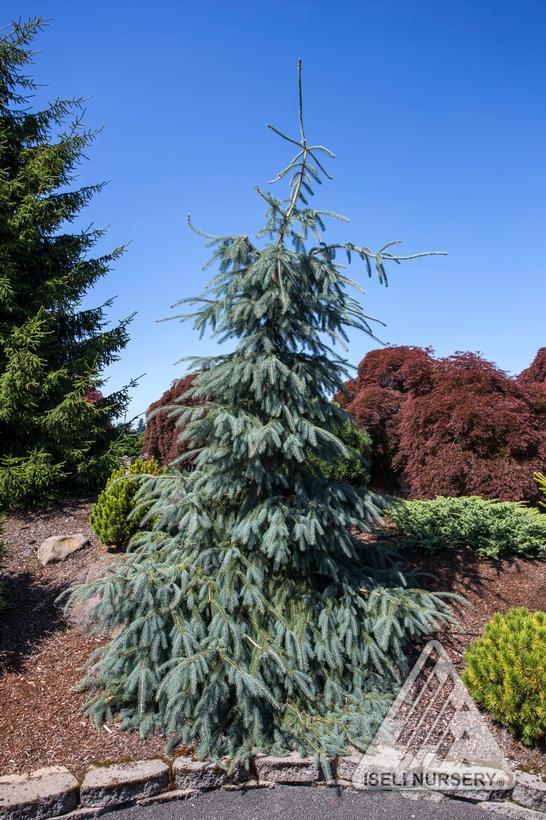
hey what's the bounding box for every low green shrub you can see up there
[90,457,161,550]
[462,608,546,745]
[308,419,372,486]
[535,471,546,510]
[387,495,546,559]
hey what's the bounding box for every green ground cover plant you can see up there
[463,608,546,745]
[388,496,546,559]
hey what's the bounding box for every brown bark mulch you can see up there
[403,543,546,775]
[0,501,544,777]
[0,500,167,778]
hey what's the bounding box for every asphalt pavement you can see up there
[103,786,513,819]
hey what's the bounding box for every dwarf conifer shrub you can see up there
[69,64,452,764]
[462,608,546,745]
[535,472,546,511]
[90,458,161,550]
[388,496,546,559]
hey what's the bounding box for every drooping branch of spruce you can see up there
[69,61,453,764]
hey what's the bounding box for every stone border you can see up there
[0,755,544,819]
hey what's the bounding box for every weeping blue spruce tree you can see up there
[73,63,451,762]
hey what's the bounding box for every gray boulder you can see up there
[37,534,89,565]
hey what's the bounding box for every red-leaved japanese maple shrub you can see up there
[346,345,434,395]
[518,347,546,385]
[341,386,403,490]
[339,347,546,501]
[336,346,433,489]
[143,374,197,466]
[398,353,546,501]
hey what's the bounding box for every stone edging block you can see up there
[172,756,251,790]
[80,759,169,808]
[336,755,361,781]
[479,799,546,818]
[512,772,546,813]
[1,755,545,818]
[0,766,79,820]
[254,753,320,784]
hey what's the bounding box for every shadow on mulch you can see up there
[406,542,545,600]
[401,545,546,660]
[0,572,68,673]
[408,545,494,604]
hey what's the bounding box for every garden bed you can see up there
[0,500,168,777]
[0,500,544,777]
[402,541,546,775]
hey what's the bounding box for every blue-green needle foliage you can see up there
[69,63,452,764]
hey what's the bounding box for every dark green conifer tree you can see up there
[72,63,451,763]
[0,19,134,509]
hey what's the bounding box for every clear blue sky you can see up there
[5,0,546,420]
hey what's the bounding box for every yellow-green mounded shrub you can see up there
[90,458,161,550]
[462,608,546,745]
[535,472,546,510]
